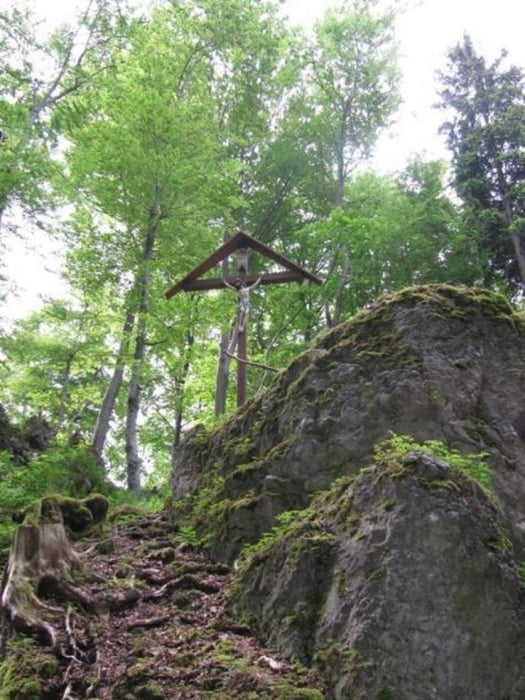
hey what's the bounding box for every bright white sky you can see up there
[2,0,525,320]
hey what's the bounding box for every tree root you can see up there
[1,523,94,650]
[143,572,221,601]
[125,614,171,631]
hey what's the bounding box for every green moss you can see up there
[372,434,493,494]
[96,537,114,554]
[238,509,314,566]
[107,503,147,523]
[381,498,396,511]
[516,561,525,586]
[20,493,101,534]
[421,478,461,491]
[487,534,512,553]
[16,493,108,535]
[366,568,385,581]
[0,638,59,699]
[336,570,347,596]
[276,688,325,699]
[81,493,109,524]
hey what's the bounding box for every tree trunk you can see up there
[1,521,90,649]
[495,160,525,288]
[172,330,194,448]
[0,495,109,656]
[125,209,158,493]
[215,321,239,416]
[332,247,351,326]
[92,307,136,460]
[56,351,76,431]
[511,230,525,288]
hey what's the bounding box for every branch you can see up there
[223,349,279,373]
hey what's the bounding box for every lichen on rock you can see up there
[228,444,525,698]
[171,284,525,563]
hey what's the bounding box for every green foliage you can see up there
[107,485,169,514]
[374,434,492,492]
[516,561,525,586]
[0,0,128,224]
[438,34,525,291]
[0,299,110,437]
[0,444,107,514]
[238,508,314,566]
[0,637,55,699]
[2,0,520,496]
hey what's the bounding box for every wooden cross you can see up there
[165,231,322,408]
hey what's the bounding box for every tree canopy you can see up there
[1,0,523,494]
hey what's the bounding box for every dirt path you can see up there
[1,510,329,699]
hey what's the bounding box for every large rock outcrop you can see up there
[229,448,525,699]
[172,285,525,563]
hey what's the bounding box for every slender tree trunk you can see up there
[56,351,75,431]
[323,117,350,329]
[172,330,194,449]
[333,247,351,326]
[91,307,135,460]
[126,330,144,492]
[510,230,525,288]
[215,322,240,416]
[125,210,157,492]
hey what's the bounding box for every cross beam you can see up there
[165,231,322,299]
[178,271,305,292]
[165,231,322,409]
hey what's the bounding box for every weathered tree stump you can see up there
[0,495,107,649]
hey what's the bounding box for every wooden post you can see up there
[165,231,323,414]
[237,248,248,407]
[237,320,247,407]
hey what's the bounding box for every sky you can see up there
[2,0,525,321]
[282,0,525,171]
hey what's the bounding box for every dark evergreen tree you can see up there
[438,35,525,292]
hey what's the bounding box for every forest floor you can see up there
[1,508,330,699]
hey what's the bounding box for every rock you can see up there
[171,285,525,563]
[229,451,525,699]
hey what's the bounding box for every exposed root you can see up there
[125,614,171,631]
[1,523,93,649]
[143,572,221,601]
[85,650,102,698]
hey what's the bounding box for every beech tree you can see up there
[0,299,109,438]
[301,0,400,327]
[63,6,229,489]
[438,35,525,292]
[0,0,128,231]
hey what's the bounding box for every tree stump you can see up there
[1,496,103,649]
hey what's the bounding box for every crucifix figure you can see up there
[165,231,322,409]
[223,273,263,332]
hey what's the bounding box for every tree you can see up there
[193,0,299,414]
[63,6,229,490]
[0,298,110,441]
[308,0,400,206]
[292,161,466,324]
[0,0,129,231]
[298,0,400,327]
[438,35,525,293]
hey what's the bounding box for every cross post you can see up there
[165,231,322,410]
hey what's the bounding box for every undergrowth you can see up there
[374,434,492,492]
